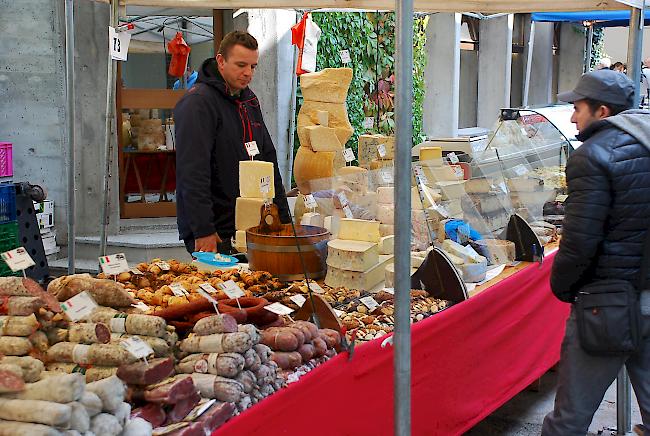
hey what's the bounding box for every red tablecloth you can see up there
[216,252,570,436]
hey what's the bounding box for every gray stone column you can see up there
[557,23,586,100]
[423,13,461,138]
[526,21,555,106]
[477,14,514,128]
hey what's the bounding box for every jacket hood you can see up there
[605,109,650,152]
[196,57,254,101]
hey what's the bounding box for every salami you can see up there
[88,308,167,338]
[0,296,45,316]
[176,353,244,378]
[0,336,32,356]
[180,332,252,354]
[270,351,302,370]
[116,357,174,386]
[45,363,118,383]
[5,373,84,403]
[0,277,33,296]
[0,314,40,336]
[238,324,260,345]
[0,398,71,426]
[110,333,170,357]
[193,314,238,336]
[0,368,26,393]
[48,274,134,308]
[1,356,44,382]
[0,420,62,436]
[190,374,244,403]
[86,375,126,413]
[68,323,111,344]
[47,342,138,366]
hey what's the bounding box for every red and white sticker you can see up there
[245,141,259,157]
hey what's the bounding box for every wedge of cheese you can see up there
[442,239,484,264]
[305,125,342,152]
[338,218,381,243]
[297,101,354,148]
[300,212,324,228]
[316,110,329,127]
[459,258,488,283]
[435,180,466,201]
[358,135,396,168]
[235,197,265,231]
[422,164,460,183]
[293,146,345,194]
[379,235,394,255]
[326,239,379,272]
[384,263,417,288]
[299,68,353,104]
[325,254,394,290]
[464,178,494,194]
[239,161,274,198]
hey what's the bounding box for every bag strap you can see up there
[638,226,650,290]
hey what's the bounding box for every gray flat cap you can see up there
[558,69,634,107]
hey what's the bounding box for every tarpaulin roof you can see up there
[532,10,650,27]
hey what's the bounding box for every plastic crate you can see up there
[0,221,19,277]
[0,143,12,178]
[0,184,16,224]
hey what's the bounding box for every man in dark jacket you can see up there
[542,70,650,435]
[174,31,290,254]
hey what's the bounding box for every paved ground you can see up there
[465,369,642,436]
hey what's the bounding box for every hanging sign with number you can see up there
[109,26,131,61]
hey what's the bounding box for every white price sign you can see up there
[199,283,218,294]
[447,152,460,164]
[334,309,345,318]
[382,287,395,295]
[109,26,131,61]
[245,141,260,157]
[360,296,379,311]
[155,261,171,271]
[130,268,144,275]
[264,302,294,316]
[218,280,245,299]
[303,194,317,209]
[307,282,325,294]
[98,253,129,276]
[343,148,356,163]
[339,49,351,64]
[260,176,271,195]
[342,205,353,219]
[120,336,154,360]
[377,144,387,158]
[413,165,429,185]
[61,291,98,322]
[452,166,464,179]
[290,294,307,307]
[131,301,150,312]
[380,168,393,183]
[169,283,189,297]
[1,247,35,272]
[363,117,374,129]
[336,192,349,207]
[197,288,220,312]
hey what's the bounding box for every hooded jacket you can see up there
[551,109,650,302]
[173,58,291,242]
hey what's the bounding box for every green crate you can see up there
[0,221,19,277]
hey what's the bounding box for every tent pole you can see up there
[626,2,645,107]
[285,12,299,193]
[523,19,535,107]
[64,0,76,274]
[394,0,414,435]
[99,0,119,259]
[585,24,593,72]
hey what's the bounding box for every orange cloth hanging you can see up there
[167,32,191,78]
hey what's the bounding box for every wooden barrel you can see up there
[246,224,330,281]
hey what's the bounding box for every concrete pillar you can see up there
[459,50,479,129]
[527,22,554,106]
[423,13,461,138]
[477,15,514,129]
[231,10,297,186]
[557,23,586,100]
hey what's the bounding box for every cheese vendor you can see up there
[174,31,291,254]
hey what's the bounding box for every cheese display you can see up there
[346,191,378,219]
[377,187,394,204]
[326,239,379,272]
[293,147,345,194]
[384,263,417,288]
[418,146,443,166]
[239,161,274,198]
[470,239,516,265]
[300,212,324,227]
[459,259,488,283]
[299,68,353,104]
[379,235,394,255]
[358,135,396,168]
[337,219,380,243]
[235,197,265,231]
[325,255,393,290]
[412,186,442,210]
[435,180,466,201]
[507,177,544,192]
[305,126,342,152]
[369,159,393,170]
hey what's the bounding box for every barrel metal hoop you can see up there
[247,242,319,253]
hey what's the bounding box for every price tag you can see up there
[334,309,345,318]
[303,194,317,209]
[342,205,353,218]
[130,268,143,275]
[360,296,379,311]
[363,117,374,129]
[512,165,528,176]
[218,280,245,299]
[343,148,356,163]
[1,247,35,272]
[199,283,218,294]
[383,287,395,295]
[336,192,349,207]
[260,176,271,195]
[61,291,98,322]
[109,26,131,61]
[245,141,260,157]
[169,283,189,297]
[131,301,150,312]
[413,165,429,185]
[120,336,154,360]
[290,294,306,307]
[307,282,325,294]
[452,166,464,179]
[197,288,219,312]
[447,152,460,164]
[377,144,387,158]
[339,49,351,64]
[98,253,129,276]
[264,302,294,316]
[380,168,393,183]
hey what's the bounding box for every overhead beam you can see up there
[92,0,632,13]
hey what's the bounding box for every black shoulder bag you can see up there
[575,230,650,355]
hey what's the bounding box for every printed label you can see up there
[61,291,98,322]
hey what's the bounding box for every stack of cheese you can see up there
[377,187,395,237]
[358,134,396,190]
[235,160,276,253]
[507,175,556,221]
[294,68,353,194]
[324,219,394,291]
[440,239,488,283]
[462,177,510,234]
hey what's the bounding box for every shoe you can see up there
[633,424,649,436]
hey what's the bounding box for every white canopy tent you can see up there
[65,0,643,434]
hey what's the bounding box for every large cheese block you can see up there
[377,203,395,225]
[235,197,265,231]
[298,101,354,148]
[435,180,466,200]
[377,187,394,204]
[464,178,494,194]
[300,212,324,227]
[338,218,381,243]
[379,224,394,237]
[239,161,274,198]
[470,239,516,265]
[384,263,417,288]
[235,230,247,253]
[305,125,342,152]
[379,235,394,255]
[419,146,443,166]
[326,255,393,290]
[358,135,396,168]
[459,259,488,283]
[422,164,459,183]
[316,110,329,127]
[326,239,379,272]
[299,68,353,104]
[293,146,345,194]
[337,166,369,193]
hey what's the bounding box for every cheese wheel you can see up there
[299,68,353,104]
[326,239,379,272]
[293,146,344,194]
[239,161,274,198]
[297,101,353,148]
[338,219,380,243]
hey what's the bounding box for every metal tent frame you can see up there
[64,1,643,434]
